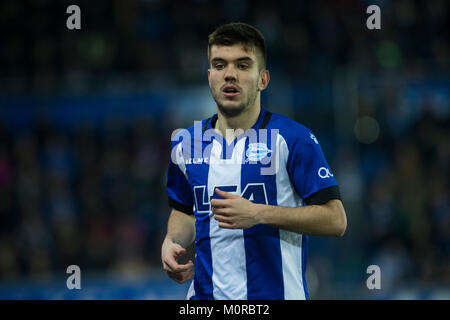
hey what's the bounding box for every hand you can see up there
[210,188,260,229]
[161,238,194,284]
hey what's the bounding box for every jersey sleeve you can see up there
[286,130,341,206]
[166,141,194,215]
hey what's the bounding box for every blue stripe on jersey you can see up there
[302,235,309,300]
[241,134,284,300]
[192,213,214,300]
[189,136,214,300]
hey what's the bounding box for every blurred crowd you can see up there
[0,0,448,292]
[363,104,449,288]
[0,0,447,94]
[0,116,173,279]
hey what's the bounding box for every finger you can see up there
[164,256,193,273]
[167,262,194,284]
[181,261,195,281]
[163,260,178,273]
[169,267,194,284]
[218,221,236,229]
[183,267,194,282]
[210,198,229,207]
[166,261,193,273]
[164,259,193,273]
[173,244,186,257]
[162,244,186,272]
[163,252,179,271]
[163,259,192,272]
[215,188,239,199]
[211,207,231,215]
[214,213,233,223]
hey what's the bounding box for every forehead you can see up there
[209,44,257,61]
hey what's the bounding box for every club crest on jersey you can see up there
[246,143,272,162]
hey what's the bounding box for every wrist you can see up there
[165,235,182,246]
[253,203,268,225]
[163,236,174,246]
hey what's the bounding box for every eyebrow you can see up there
[211,57,254,64]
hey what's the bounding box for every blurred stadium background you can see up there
[0,0,448,299]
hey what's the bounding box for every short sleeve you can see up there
[287,130,341,206]
[166,141,194,214]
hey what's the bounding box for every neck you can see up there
[215,102,261,143]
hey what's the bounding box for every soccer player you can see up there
[161,22,347,300]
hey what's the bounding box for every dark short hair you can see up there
[208,22,267,70]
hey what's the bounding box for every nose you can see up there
[224,64,237,81]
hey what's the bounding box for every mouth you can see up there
[222,85,240,97]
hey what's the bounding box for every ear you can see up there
[258,69,270,91]
[207,68,211,85]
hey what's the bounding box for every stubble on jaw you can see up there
[216,102,246,118]
[212,84,258,118]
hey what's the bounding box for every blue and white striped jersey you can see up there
[166,107,340,300]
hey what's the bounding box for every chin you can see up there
[217,102,246,117]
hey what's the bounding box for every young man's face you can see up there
[208,44,269,117]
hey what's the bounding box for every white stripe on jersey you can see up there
[175,142,188,178]
[208,138,247,300]
[186,278,195,300]
[275,135,306,300]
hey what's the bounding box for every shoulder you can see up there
[267,111,318,147]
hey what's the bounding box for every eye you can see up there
[214,64,224,70]
[238,64,249,70]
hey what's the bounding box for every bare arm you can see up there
[256,199,347,237]
[211,189,347,237]
[161,209,196,283]
[165,208,196,247]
